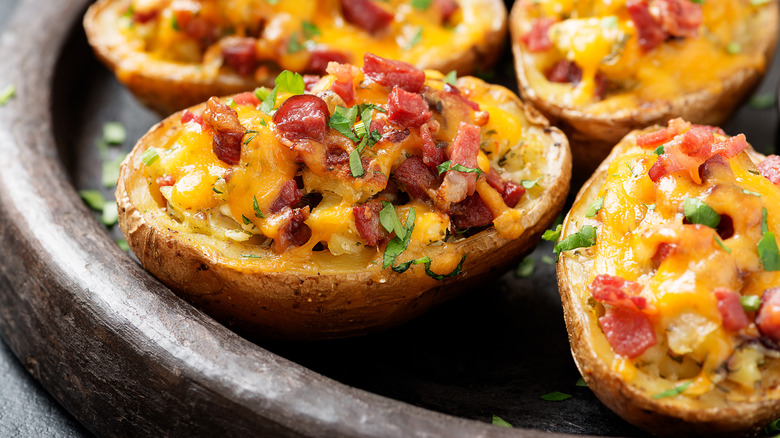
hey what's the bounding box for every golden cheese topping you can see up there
[138,57,550,276]
[517,0,774,111]
[121,0,493,76]
[559,120,780,405]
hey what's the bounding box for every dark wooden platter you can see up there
[0,0,778,436]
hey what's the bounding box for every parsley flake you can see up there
[275,70,306,95]
[554,225,597,258]
[542,224,562,242]
[383,207,416,269]
[585,196,604,218]
[514,257,535,278]
[379,202,407,239]
[749,93,776,110]
[242,215,253,225]
[541,391,573,402]
[443,70,457,85]
[683,197,720,229]
[521,178,540,189]
[253,196,265,218]
[652,381,691,399]
[654,145,665,155]
[436,160,482,177]
[491,415,513,428]
[411,0,433,9]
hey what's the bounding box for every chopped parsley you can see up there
[714,236,731,253]
[514,256,535,278]
[287,32,304,53]
[521,178,540,189]
[379,202,407,239]
[383,207,416,269]
[302,21,321,38]
[683,197,720,229]
[575,377,588,387]
[411,0,433,9]
[759,207,780,271]
[585,196,604,218]
[749,93,776,110]
[491,415,513,428]
[329,104,381,177]
[654,145,665,155]
[540,391,573,401]
[542,224,562,242]
[391,254,466,280]
[240,254,263,259]
[554,225,597,258]
[242,215,252,225]
[541,255,555,265]
[443,70,457,85]
[244,130,258,145]
[253,196,265,218]
[652,381,691,399]
[436,160,482,178]
[275,70,306,95]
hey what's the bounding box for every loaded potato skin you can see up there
[557,120,780,436]
[510,0,779,177]
[84,0,507,115]
[117,54,571,340]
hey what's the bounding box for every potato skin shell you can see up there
[557,131,780,437]
[509,1,780,182]
[84,0,508,116]
[117,91,571,341]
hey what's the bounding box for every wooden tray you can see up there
[0,0,776,436]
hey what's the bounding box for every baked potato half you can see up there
[117,54,571,340]
[84,0,507,115]
[556,119,780,436]
[510,0,779,177]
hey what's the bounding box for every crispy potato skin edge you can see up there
[557,131,780,437]
[84,0,508,116]
[116,89,571,341]
[509,1,780,181]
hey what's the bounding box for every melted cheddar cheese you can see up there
[561,124,780,406]
[139,65,550,276]
[121,0,493,76]
[517,0,773,112]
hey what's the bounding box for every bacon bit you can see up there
[203,97,244,165]
[353,199,392,247]
[545,60,607,98]
[450,194,494,229]
[172,1,217,44]
[387,86,432,129]
[273,95,330,143]
[274,208,312,253]
[303,75,321,92]
[648,128,748,183]
[486,168,525,208]
[627,0,668,52]
[326,147,349,168]
[636,118,691,148]
[307,49,351,76]
[221,37,257,77]
[363,53,425,93]
[433,0,460,23]
[654,0,702,38]
[599,307,657,358]
[521,17,555,53]
[326,62,360,106]
[714,289,749,332]
[156,175,175,187]
[394,156,439,201]
[442,83,480,111]
[698,154,733,182]
[341,0,394,34]
[421,124,446,168]
[590,274,649,311]
[448,122,481,195]
[269,180,303,214]
[758,155,780,185]
[232,91,260,106]
[651,242,678,268]
[757,288,780,343]
[132,9,158,24]
[181,109,206,130]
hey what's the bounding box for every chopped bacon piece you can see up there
[433,0,459,23]
[221,37,257,77]
[450,194,494,229]
[545,60,607,98]
[590,274,649,311]
[353,199,392,246]
[181,109,206,130]
[757,288,780,343]
[232,91,260,106]
[387,86,432,129]
[156,175,175,187]
[203,97,244,165]
[648,128,748,183]
[759,155,780,185]
[627,0,668,52]
[326,62,359,106]
[326,147,349,168]
[714,288,749,332]
[172,2,218,44]
[307,49,351,75]
[448,122,481,195]
[442,83,480,111]
[341,0,394,34]
[371,117,410,143]
[711,134,748,159]
[132,9,158,24]
[651,242,678,268]
[486,168,525,208]
[273,95,330,143]
[521,17,555,53]
[363,53,425,93]
[303,75,321,92]
[274,208,311,253]
[394,156,439,200]
[636,118,691,148]
[599,307,657,358]
[269,180,303,214]
[421,124,446,168]
[698,154,732,181]
[655,0,702,38]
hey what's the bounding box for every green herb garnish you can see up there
[652,381,692,399]
[116,238,130,251]
[102,122,126,145]
[102,155,124,188]
[240,254,263,259]
[683,197,720,229]
[253,196,265,218]
[542,224,562,242]
[514,256,535,278]
[436,160,482,178]
[541,391,573,401]
[654,145,665,155]
[242,215,252,225]
[714,236,731,253]
[585,196,604,218]
[726,41,741,54]
[275,70,306,95]
[379,202,407,239]
[491,415,513,428]
[554,225,597,257]
[0,84,15,105]
[749,93,776,110]
[406,26,423,50]
[79,190,106,211]
[141,147,160,166]
[383,207,416,269]
[521,178,540,189]
[244,130,258,145]
[443,70,457,85]
[411,0,433,9]
[575,377,588,387]
[302,21,321,38]
[740,295,761,312]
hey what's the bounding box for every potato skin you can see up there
[557,131,780,437]
[84,0,507,116]
[509,1,779,181]
[117,86,571,341]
